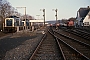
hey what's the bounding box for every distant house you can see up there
[83,11,90,26]
[76,6,90,27]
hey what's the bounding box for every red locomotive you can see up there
[67,18,75,29]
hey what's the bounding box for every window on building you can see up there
[84,22,89,26]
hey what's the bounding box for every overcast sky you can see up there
[8,0,90,21]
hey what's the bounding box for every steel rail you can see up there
[29,34,46,60]
[54,30,90,47]
[48,29,66,60]
[52,30,90,60]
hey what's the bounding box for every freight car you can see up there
[4,16,22,33]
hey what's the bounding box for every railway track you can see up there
[54,28,90,46]
[75,29,90,39]
[75,29,90,35]
[56,39,85,60]
[29,29,64,60]
[78,28,90,33]
[53,29,90,60]
[29,27,90,60]
[65,29,90,40]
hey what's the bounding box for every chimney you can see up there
[87,6,90,11]
[87,6,90,8]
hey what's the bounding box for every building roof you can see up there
[78,6,90,18]
[79,7,90,18]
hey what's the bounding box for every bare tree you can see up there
[0,0,34,30]
[0,0,13,30]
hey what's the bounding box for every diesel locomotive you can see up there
[4,16,23,33]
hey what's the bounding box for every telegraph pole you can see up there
[43,9,45,27]
[25,7,26,30]
[16,7,26,30]
[55,9,58,29]
[53,9,58,29]
[40,9,45,27]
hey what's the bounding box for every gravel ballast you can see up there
[1,32,44,60]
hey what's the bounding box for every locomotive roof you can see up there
[6,16,19,18]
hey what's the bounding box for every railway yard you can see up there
[0,26,90,60]
[0,0,90,60]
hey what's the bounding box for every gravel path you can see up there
[0,31,44,60]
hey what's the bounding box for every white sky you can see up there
[8,0,90,21]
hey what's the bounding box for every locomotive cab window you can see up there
[6,19,13,26]
[15,19,19,26]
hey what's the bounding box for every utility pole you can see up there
[43,9,45,27]
[52,9,58,29]
[25,7,26,30]
[16,7,26,30]
[40,9,45,27]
